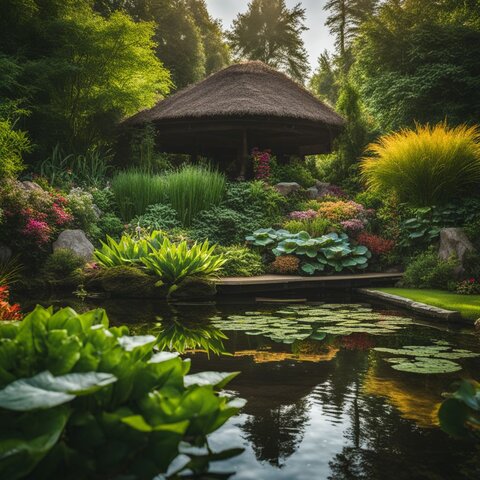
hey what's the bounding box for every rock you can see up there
[306,187,318,199]
[274,182,301,196]
[0,244,12,263]
[98,266,158,297]
[438,228,475,276]
[169,277,217,299]
[92,204,102,219]
[315,181,333,197]
[475,318,480,330]
[20,181,44,192]
[53,229,94,261]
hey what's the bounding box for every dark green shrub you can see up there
[90,187,118,213]
[42,249,86,280]
[215,245,265,277]
[132,203,181,231]
[98,265,157,297]
[402,249,458,289]
[94,212,124,239]
[270,158,317,187]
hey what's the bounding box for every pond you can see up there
[21,293,480,480]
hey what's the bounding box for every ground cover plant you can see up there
[0,305,244,479]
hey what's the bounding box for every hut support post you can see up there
[239,129,249,178]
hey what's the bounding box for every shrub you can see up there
[94,212,124,239]
[0,285,22,320]
[268,255,300,274]
[0,115,30,180]
[283,217,333,237]
[270,157,317,187]
[317,200,367,223]
[111,169,165,221]
[454,278,480,295]
[66,187,97,234]
[190,207,253,246]
[356,232,395,256]
[289,209,318,220]
[215,245,265,277]
[42,249,86,280]
[132,203,181,231]
[0,306,243,478]
[402,249,458,289]
[361,123,480,206]
[161,165,226,226]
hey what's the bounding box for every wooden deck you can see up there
[216,272,402,294]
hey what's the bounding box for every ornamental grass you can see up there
[361,123,480,206]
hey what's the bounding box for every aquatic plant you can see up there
[0,306,244,478]
[439,379,480,440]
[374,343,480,374]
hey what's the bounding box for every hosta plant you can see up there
[0,306,244,479]
[141,238,226,292]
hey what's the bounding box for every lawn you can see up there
[375,288,480,321]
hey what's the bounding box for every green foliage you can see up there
[0,255,23,286]
[42,249,86,281]
[141,239,226,291]
[132,203,181,231]
[161,165,226,227]
[94,232,160,267]
[227,0,309,81]
[112,166,226,225]
[66,188,98,235]
[111,170,165,221]
[0,3,172,153]
[270,157,317,187]
[215,245,265,277]
[402,249,458,289]
[309,51,339,105]
[284,217,333,238]
[362,123,480,206]
[94,212,124,240]
[246,228,371,274]
[353,0,480,130]
[96,265,157,297]
[439,380,480,440]
[0,305,243,478]
[0,110,30,180]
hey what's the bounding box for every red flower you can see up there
[357,232,395,256]
[0,286,22,321]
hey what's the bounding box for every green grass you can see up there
[375,288,480,320]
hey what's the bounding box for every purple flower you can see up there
[289,209,318,220]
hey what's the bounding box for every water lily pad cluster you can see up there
[374,342,480,374]
[210,304,414,343]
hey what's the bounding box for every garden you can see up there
[1,0,480,479]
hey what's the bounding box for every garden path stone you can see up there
[53,229,94,261]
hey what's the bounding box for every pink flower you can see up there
[52,203,73,226]
[340,218,366,232]
[22,218,51,244]
[290,210,318,220]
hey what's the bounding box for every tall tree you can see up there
[309,51,339,105]
[353,0,480,130]
[187,0,230,75]
[324,0,378,72]
[0,0,171,154]
[227,0,309,82]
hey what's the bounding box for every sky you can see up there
[205,0,335,73]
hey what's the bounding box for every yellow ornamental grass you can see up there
[361,123,480,206]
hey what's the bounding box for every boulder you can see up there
[53,229,94,261]
[475,318,480,330]
[315,181,333,197]
[20,181,44,192]
[274,182,301,196]
[438,228,475,276]
[0,244,12,263]
[306,187,319,199]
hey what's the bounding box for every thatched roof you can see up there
[121,62,344,168]
[126,61,344,128]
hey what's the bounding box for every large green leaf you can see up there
[0,371,117,411]
[184,371,240,389]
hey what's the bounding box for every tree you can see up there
[309,51,340,105]
[353,0,480,130]
[0,0,171,154]
[186,0,230,75]
[227,0,309,82]
[324,0,378,72]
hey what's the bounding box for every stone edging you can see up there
[355,288,469,325]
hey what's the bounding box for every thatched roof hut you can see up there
[123,61,344,175]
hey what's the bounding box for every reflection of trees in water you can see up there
[242,398,310,467]
[328,385,480,480]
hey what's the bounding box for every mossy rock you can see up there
[98,266,158,298]
[169,277,217,299]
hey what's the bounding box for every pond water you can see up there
[21,293,480,480]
